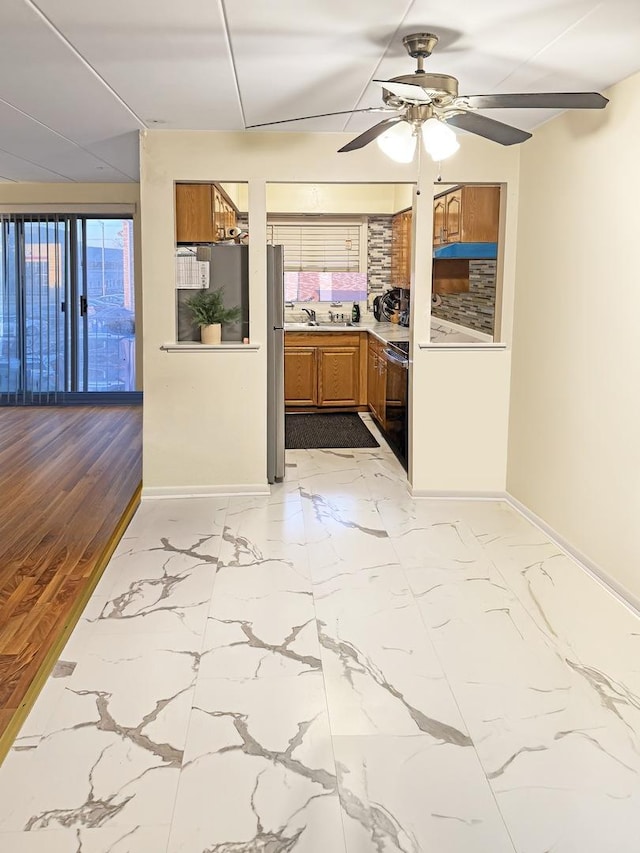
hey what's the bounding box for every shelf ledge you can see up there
[161,342,261,353]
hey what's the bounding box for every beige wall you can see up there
[409,148,520,493]
[140,129,519,495]
[0,182,143,390]
[265,183,401,214]
[508,71,640,599]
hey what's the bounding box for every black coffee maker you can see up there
[373,289,409,325]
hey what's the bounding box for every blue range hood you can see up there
[433,242,497,260]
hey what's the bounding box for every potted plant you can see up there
[185,287,241,344]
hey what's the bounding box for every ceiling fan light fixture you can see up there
[376,121,416,163]
[421,117,459,161]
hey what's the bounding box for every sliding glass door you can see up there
[0,214,135,403]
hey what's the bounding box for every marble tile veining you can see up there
[2,419,640,852]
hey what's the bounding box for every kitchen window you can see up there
[268,219,367,302]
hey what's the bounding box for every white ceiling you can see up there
[1,0,639,183]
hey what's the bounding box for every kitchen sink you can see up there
[285,322,356,330]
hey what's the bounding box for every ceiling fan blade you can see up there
[245,107,394,129]
[373,79,432,103]
[462,92,609,110]
[338,117,405,153]
[444,111,531,146]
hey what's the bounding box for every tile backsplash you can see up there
[366,215,393,308]
[284,300,367,324]
[432,260,497,335]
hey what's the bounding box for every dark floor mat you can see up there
[285,412,379,449]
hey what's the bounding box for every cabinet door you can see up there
[444,190,462,242]
[318,346,359,407]
[376,353,387,429]
[175,184,215,243]
[285,347,317,406]
[459,186,500,242]
[433,198,446,245]
[367,344,379,419]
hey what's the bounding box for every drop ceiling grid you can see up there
[0,0,141,146]
[0,148,72,183]
[347,0,611,131]
[0,0,638,181]
[224,0,414,129]
[0,99,133,182]
[33,0,245,130]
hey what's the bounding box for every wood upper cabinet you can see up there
[433,185,500,244]
[284,346,317,406]
[213,189,237,241]
[175,184,215,243]
[391,209,412,288]
[175,183,238,243]
[318,347,359,407]
[433,197,446,246]
[444,190,462,242]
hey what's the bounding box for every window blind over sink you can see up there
[268,222,362,273]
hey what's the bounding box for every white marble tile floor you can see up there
[1,413,640,851]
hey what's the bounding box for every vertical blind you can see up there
[0,213,136,405]
[1,213,68,404]
[268,222,363,272]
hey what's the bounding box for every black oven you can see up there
[382,342,408,468]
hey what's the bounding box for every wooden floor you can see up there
[0,405,142,752]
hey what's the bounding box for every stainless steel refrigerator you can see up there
[266,244,285,483]
[176,243,285,483]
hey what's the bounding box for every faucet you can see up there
[302,307,317,324]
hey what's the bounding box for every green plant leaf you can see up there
[184,287,241,326]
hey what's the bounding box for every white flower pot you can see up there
[201,323,221,344]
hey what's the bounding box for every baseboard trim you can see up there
[504,493,640,617]
[142,483,270,499]
[411,487,640,617]
[410,489,507,500]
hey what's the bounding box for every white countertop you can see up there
[284,318,487,345]
[284,319,409,345]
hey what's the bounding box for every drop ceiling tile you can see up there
[490,0,640,98]
[0,149,72,182]
[33,0,244,130]
[84,132,140,181]
[0,0,142,146]
[224,0,413,128]
[0,100,132,182]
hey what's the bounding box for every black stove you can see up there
[380,339,409,470]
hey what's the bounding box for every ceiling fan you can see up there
[246,32,609,162]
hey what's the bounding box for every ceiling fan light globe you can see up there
[377,121,416,163]
[421,118,459,161]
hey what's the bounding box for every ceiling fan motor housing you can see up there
[382,72,459,107]
[402,33,439,58]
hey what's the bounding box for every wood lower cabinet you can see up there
[284,332,367,409]
[318,347,359,406]
[367,336,386,427]
[284,346,317,406]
